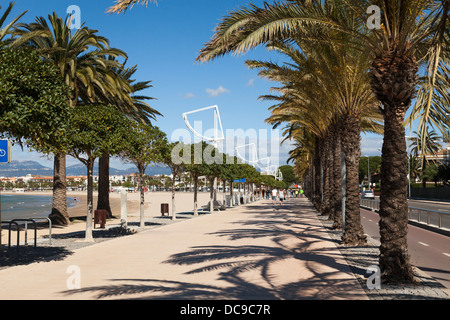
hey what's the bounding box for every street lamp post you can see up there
[363,155,370,189]
[408,153,411,198]
[406,136,412,199]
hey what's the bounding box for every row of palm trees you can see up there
[245,40,384,246]
[1,2,162,225]
[193,0,449,284]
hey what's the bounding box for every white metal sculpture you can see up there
[260,162,283,181]
[235,143,258,165]
[182,105,224,148]
[182,105,225,210]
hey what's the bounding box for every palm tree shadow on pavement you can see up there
[61,199,368,299]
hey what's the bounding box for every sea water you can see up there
[0,194,76,221]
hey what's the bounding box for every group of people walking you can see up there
[261,187,304,205]
[271,188,286,205]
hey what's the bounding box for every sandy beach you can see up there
[0,190,219,246]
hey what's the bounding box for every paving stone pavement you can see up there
[0,197,448,301]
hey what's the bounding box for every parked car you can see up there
[361,190,375,199]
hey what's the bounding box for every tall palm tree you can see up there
[93,59,161,218]
[196,0,448,283]
[13,13,127,225]
[98,60,161,123]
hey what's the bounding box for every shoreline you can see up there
[0,190,215,245]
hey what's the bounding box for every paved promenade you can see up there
[0,198,368,300]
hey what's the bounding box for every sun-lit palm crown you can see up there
[107,0,156,14]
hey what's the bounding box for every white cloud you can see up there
[206,86,230,97]
[360,134,383,156]
[180,92,195,99]
[246,78,255,87]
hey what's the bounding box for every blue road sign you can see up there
[233,178,246,183]
[0,140,11,163]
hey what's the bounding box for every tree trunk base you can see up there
[380,251,416,284]
[341,232,367,246]
[379,236,415,283]
[331,220,342,230]
[49,209,71,226]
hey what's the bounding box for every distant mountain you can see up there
[0,160,53,177]
[0,160,171,177]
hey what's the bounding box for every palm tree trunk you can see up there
[379,107,414,282]
[313,137,322,210]
[341,114,367,246]
[321,133,331,216]
[331,124,343,229]
[307,158,314,200]
[421,157,427,188]
[369,47,418,283]
[49,152,70,226]
[97,152,113,218]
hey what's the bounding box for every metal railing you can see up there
[11,219,37,248]
[1,217,52,251]
[360,198,450,231]
[33,217,52,245]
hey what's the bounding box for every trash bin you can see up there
[94,209,106,229]
[161,203,169,216]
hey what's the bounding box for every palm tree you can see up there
[107,0,157,14]
[13,13,127,225]
[0,2,26,48]
[409,129,442,160]
[196,0,448,283]
[408,129,442,187]
[113,63,161,122]
[247,38,382,245]
[93,59,161,218]
[408,155,421,184]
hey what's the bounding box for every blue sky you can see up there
[6,0,388,171]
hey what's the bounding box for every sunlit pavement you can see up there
[0,197,368,300]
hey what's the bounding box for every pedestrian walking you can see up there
[271,188,278,205]
[279,189,285,205]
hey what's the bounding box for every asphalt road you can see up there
[367,197,450,213]
[408,199,450,213]
[363,197,450,229]
[360,208,450,290]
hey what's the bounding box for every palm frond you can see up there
[107,0,156,14]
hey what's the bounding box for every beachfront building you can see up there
[0,177,17,189]
[109,175,127,184]
[418,142,450,165]
[27,176,53,183]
